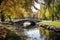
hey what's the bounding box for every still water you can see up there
[24,28,44,40]
[19,27,60,40]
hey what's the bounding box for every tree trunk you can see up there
[52,15,54,21]
[0,0,3,5]
[0,11,5,22]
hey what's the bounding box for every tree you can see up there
[0,0,3,5]
[0,0,36,20]
[0,0,7,22]
[0,11,5,22]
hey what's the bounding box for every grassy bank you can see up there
[40,21,60,27]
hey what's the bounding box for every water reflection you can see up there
[38,27,60,40]
[17,26,60,40]
[23,28,46,40]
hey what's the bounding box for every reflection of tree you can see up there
[0,28,21,40]
[38,27,46,38]
[38,27,56,40]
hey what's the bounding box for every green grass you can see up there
[40,21,60,27]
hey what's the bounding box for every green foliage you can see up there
[0,0,34,19]
[44,0,53,7]
[40,0,60,20]
[0,0,60,20]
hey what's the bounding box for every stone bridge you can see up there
[0,19,60,35]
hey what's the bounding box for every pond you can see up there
[17,26,60,40]
[5,20,60,40]
[24,28,41,40]
[0,23,60,40]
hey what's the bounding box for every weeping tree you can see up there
[33,0,60,20]
[44,0,60,21]
[54,0,60,20]
[43,0,54,21]
[0,0,6,22]
[0,0,3,5]
[0,0,40,20]
[0,11,5,22]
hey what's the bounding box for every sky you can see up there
[31,0,44,13]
